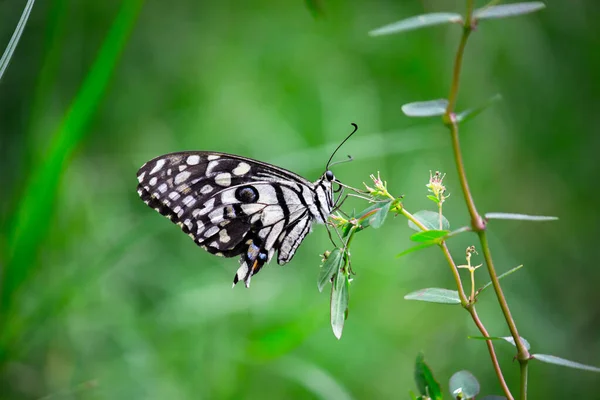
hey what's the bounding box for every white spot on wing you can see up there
[187,155,200,165]
[208,208,223,224]
[200,184,213,194]
[175,170,191,185]
[157,183,167,193]
[207,155,220,161]
[182,195,197,208]
[232,162,251,176]
[169,192,180,200]
[204,225,219,237]
[137,171,146,183]
[215,172,231,187]
[196,220,205,234]
[149,177,158,186]
[150,159,165,175]
[198,198,215,215]
[219,229,231,243]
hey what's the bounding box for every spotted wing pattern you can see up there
[136,151,334,287]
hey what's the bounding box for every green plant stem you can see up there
[401,206,513,398]
[469,306,514,400]
[443,0,529,398]
[520,360,528,400]
[440,244,513,399]
[479,231,530,361]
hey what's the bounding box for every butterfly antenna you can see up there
[326,123,358,170]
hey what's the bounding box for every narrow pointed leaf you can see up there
[449,370,480,399]
[396,242,438,258]
[474,2,546,20]
[477,264,523,295]
[415,353,443,400]
[456,94,502,124]
[369,201,392,229]
[318,249,343,292]
[408,210,450,231]
[369,13,462,36]
[402,99,448,117]
[0,0,36,81]
[405,288,460,304]
[330,271,349,339]
[532,354,600,373]
[485,212,558,221]
[410,230,448,243]
[468,335,531,351]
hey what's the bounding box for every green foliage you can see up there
[409,210,450,231]
[369,13,462,36]
[368,200,392,229]
[330,264,349,340]
[449,370,480,399]
[485,212,558,222]
[414,353,443,400]
[468,336,531,351]
[402,99,449,117]
[456,94,502,124]
[477,264,524,295]
[474,2,546,21]
[318,249,343,292]
[410,230,449,242]
[404,288,461,305]
[532,354,600,373]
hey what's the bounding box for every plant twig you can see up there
[443,0,529,397]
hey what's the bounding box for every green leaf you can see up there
[369,13,462,36]
[468,335,531,351]
[410,230,449,243]
[414,353,442,400]
[449,370,480,399]
[479,397,507,400]
[427,195,440,204]
[330,270,349,339]
[485,212,558,221]
[477,264,523,295]
[0,0,36,81]
[402,99,448,117]
[532,354,600,373]
[456,94,502,124]
[396,242,438,258]
[474,2,546,20]
[350,201,391,234]
[369,201,392,229]
[408,210,450,231]
[405,288,461,305]
[318,249,343,293]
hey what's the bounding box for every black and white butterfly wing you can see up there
[136,151,334,287]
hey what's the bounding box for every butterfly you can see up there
[136,125,357,288]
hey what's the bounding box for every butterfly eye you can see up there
[325,170,335,182]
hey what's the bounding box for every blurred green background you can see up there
[1,0,599,398]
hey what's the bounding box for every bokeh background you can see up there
[1,0,599,398]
